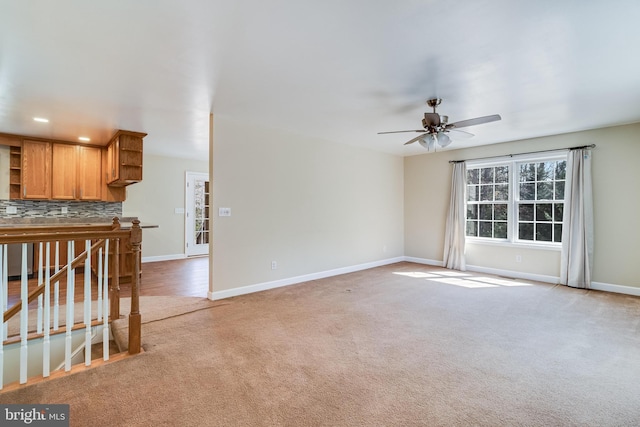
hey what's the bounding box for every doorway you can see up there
[185,171,210,256]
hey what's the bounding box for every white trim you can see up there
[142,254,187,263]
[208,257,405,300]
[403,257,444,267]
[465,264,559,284]
[590,281,640,297]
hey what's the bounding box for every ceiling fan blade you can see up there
[378,130,425,134]
[450,114,501,129]
[449,129,474,139]
[403,133,428,145]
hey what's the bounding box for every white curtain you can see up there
[443,162,466,271]
[560,148,594,288]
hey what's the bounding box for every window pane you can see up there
[555,181,565,200]
[519,204,534,221]
[519,223,534,240]
[495,184,508,201]
[554,203,563,222]
[554,224,562,242]
[467,204,478,220]
[481,168,494,184]
[537,162,554,181]
[466,221,478,237]
[537,182,553,200]
[467,169,479,184]
[467,185,478,202]
[536,223,553,241]
[519,164,535,182]
[480,185,494,201]
[536,203,553,222]
[495,222,507,239]
[479,204,493,220]
[495,204,508,220]
[555,161,566,180]
[479,221,493,237]
[495,166,509,183]
[520,183,535,200]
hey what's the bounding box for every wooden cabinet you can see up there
[51,144,102,200]
[106,130,146,186]
[22,140,51,199]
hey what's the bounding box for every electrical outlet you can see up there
[271,261,277,270]
[61,207,68,214]
[516,255,522,263]
[219,207,231,217]
[6,206,17,214]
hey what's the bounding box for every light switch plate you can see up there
[6,206,17,214]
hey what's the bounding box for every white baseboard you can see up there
[591,281,640,297]
[403,257,444,267]
[464,264,560,285]
[208,256,405,301]
[142,254,187,263]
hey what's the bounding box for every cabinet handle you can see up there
[23,185,26,197]
[80,188,83,199]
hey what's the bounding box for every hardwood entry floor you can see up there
[5,256,209,308]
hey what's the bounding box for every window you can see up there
[465,154,567,246]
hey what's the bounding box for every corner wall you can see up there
[211,116,405,293]
[404,123,640,289]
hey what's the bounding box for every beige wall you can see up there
[123,153,209,258]
[404,123,640,288]
[212,116,405,292]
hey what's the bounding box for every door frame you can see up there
[185,171,210,256]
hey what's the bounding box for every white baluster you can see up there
[97,247,103,322]
[103,239,110,361]
[37,242,43,334]
[20,243,28,384]
[53,241,60,330]
[84,240,91,366]
[64,241,74,372]
[1,244,7,341]
[43,242,51,377]
[0,244,4,389]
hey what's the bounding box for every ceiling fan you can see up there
[378,98,501,150]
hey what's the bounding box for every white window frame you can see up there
[465,151,567,250]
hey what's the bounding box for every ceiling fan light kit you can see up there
[378,98,501,150]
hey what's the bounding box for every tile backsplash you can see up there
[0,200,122,219]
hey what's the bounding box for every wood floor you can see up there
[5,256,209,308]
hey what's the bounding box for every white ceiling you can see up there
[1,0,640,159]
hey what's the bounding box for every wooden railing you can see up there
[0,217,142,388]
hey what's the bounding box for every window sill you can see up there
[466,238,562,251]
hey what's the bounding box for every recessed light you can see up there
[33,117,49,123]
[78,136,91,142]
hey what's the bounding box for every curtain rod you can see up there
[449,144,596,164]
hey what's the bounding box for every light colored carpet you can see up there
[2,262,640,426]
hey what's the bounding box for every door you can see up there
[185,172,210,256]
[78,146,102,200]
[51,143,77,200]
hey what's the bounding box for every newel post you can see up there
[110,217,121,321]
[128,219,142,354]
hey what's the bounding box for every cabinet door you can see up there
[78,146,102,200]
[22,140,51,199]
[51,143,77,200]
[106,136,119,184]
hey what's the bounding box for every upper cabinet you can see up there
[1,129,145,202]
[51,144,102,200]
[106,130,146,186]
[22,140,52,199]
